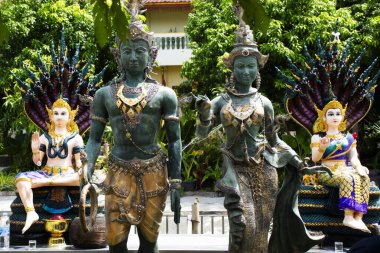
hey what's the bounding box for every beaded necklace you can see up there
[326,133,343,140]
[112,79,160,155]
[225,93,260,133]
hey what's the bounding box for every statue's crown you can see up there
[122,0,155,47]
[223,2,268,69]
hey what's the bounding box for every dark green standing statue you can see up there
[195,4,330,253]
[85,1,181,252]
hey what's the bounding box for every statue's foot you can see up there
[356,220,371,233]
[342,215,361,231]
[22,211,39,234]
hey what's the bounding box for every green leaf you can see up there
[105,0,113,8]
[0,21,9,45]
[93,0,111,47]
[281,134,297,149]
[237,0,271,33]
[111,0,129,43]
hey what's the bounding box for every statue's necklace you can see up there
[45,131,76,159]
[49,131,70,149]
[326,133,343,140]
[226,88,257,97]
[113,80,161,155]
[116,84,148,123]
[226,93,259,131]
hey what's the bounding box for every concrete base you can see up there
[0,234,341,252]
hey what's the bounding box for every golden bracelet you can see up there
[310,142,320,148]
[344,209,354,216]
[32,151,39,155]
[318,147,325,153]
[169,179,182,183]
[49,177,56,186]
[25,206,35,212]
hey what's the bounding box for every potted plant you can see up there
[181,146,202,191]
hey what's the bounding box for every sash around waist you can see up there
[103,151,169,198]
[108,151,167,176]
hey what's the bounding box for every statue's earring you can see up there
[322,118,328,132]
[338,120,346,132]
[255,71,261,90]
[229,73,236,88]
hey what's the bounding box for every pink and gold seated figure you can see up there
[310,100,370,232]
[15,98,83,234]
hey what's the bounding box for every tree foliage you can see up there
[182,0,380,105]
[0,0,115,169]
[182,0,380,165]
[91,0,130,47]
[0,13,10,45]
[237,0,270,33]
[1,0,96,132]
[181,0,238,96]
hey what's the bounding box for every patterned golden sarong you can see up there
[317,165,370,213]
[103,152,169,245]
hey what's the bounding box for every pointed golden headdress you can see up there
[46,98,79,134]
[313,100,347,133]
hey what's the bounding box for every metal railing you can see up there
[132,212,229,235]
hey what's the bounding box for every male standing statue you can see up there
[85,1,182,252]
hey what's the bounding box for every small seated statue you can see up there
[15,98,83,234]
[311,100,370,233]
[278,24,380,236]
[10,29,106,239]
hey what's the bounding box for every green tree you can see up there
[0,0,114,170]
[90,0,130,47]
[181,0,238,96]
[181,0,380,167]
[181,0,380,105]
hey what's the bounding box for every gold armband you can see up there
[318,147,325,153]
[90,113,108,124]
[310,142,320,148]
[169,179,182,190]
[25,206,35,212]
[169,179,182,184]
[164,115,180,122]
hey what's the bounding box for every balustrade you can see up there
[155,33,190,50]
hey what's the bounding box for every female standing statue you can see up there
[195,4,329,253]
[279,24,379,234]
